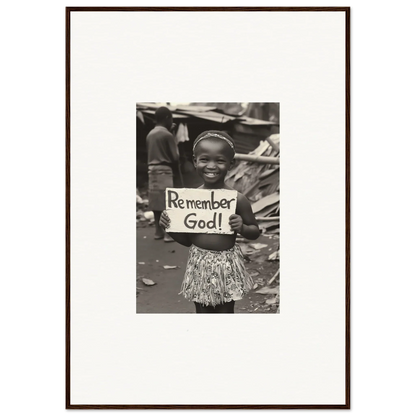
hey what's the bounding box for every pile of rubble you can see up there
[136,191,153,226]
[226,134,280,311]
[226,134,280,235]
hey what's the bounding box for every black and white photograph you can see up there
[136,103,280,313]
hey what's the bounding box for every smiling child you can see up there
[160,130,260,313]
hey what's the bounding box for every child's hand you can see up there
[160,210,171,230]
[229,214,243,234]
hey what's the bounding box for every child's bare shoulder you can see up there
[236,192,252,208]
[224,189,251,214]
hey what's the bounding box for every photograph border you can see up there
[66,6,350,409]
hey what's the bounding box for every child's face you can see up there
[193,139,234,186]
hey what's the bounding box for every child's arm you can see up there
[159,210,192,247]
[229,193,260,240]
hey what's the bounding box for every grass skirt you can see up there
[180,244,253,307]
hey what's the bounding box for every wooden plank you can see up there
[251,193,280,214]
[254,203,279,218]
[234,153,279,164]
[265,135,280,153]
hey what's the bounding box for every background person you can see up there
[146,106,178,242]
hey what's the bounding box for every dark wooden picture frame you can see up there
[62,3,355,414]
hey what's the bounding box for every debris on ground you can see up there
[255,286,279,295]
[252,254,269,263]
[142,278,156,286]
[268,250,279,261]
[136,189,153,226]
[240,244,260,256]
[267,270,279,285]
[143,211,154,221]
[236,237,250,243]
[163,265,179,270]
[249,243,268,250]
[265,296,279,305]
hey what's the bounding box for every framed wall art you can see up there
[66,7,350,409]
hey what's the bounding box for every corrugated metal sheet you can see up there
[136,103,277,126]
[231,123,275,154]
[232,132,263,154]
[136,102,278,155]
[137,103,217,113]
[239,116,277,126]
[233,122,275,137]
[136,103,174,111]
[175,105,217,112]
[245,103,280,124]
[175,109,237,123]
[140,109,188,119]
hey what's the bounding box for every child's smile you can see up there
[204,172,219,178]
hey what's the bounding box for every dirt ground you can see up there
[136,220,280,314]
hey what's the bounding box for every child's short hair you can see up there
[193,130,236,155]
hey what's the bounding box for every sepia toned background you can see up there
[136,102,280,313]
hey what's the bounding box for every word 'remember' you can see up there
[167,190,235,210]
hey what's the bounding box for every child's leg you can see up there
[194,301,235,313]
[194,302,216,313]
[214,301,235,313]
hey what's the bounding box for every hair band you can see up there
[193,133,235,153]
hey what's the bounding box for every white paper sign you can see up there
[165,188,237,234]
